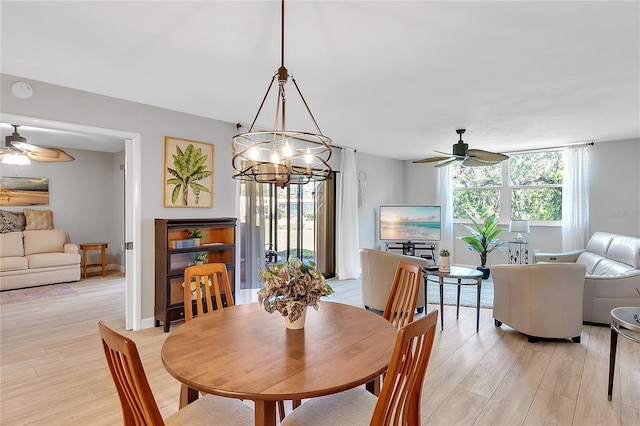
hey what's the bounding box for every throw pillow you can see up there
[24,208,54,230]
[0,209,26,233]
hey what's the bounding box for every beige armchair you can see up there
[492,263,587,343]
[360,248,428,312]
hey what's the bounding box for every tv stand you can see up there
[385,241,437,264]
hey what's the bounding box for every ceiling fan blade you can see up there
[26,148,75,162]
[413,156,451,164]
[467,149,509,162]
[434,157,459,168]
[462,158,499,167]
[11,141,60,158]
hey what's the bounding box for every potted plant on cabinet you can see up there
[187,228,203,246]
[193,252,208,265]
[438,249,450,272]
[458,214,506,279]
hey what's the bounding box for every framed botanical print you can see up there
[164,136,214,208]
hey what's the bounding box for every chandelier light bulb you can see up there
[248,146,259,161]
[283,140,292,158]
[305,148,312,164]
[271,150,280,165]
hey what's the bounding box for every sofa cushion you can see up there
[606,235,640,268]
[592,258,637,276]
[1,210,26,233]
[23,229,67,255]
[0,231,24,257]
[0,256,28,272]
[576,251,605,275]
[585,232,614,257]
[27,252,81,269]
[24,208,54,230]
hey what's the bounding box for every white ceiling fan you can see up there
[1,124,75,164]
[413,129,508,168]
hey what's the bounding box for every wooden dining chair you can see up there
[98,321,254,426]
[182,263,290,418]
[183,263,234,322]
[281,309,438,426]
[383,260,422,330]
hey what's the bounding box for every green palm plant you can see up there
[166,144,212,206]
[458,214,507,268]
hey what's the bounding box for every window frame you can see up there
[453,149,563,227]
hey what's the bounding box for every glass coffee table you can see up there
[423,266,483,332]
[608,307,640,401]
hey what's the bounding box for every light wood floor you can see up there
[1,273,638,425]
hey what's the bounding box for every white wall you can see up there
[589,139,640,237]
[355,151,404,250]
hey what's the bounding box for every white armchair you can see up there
[492,263,587,343]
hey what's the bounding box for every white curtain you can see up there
[337,148,360,279]
[562,146,590,251]
[436,166,454,254]
[243,181,267,288]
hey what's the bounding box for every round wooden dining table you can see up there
[161,301,397,426]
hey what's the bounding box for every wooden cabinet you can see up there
[155,217,237,332]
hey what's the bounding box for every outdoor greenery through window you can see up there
[453,150,563,222]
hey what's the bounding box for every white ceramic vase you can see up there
[285,307,307,330]
[439,256,450,272]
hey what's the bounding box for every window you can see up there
[453,150,563,222]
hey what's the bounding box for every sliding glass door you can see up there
[239,173,336,290]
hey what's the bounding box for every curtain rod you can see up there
[503,141,594,155]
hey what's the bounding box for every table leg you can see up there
[254,400,277,426]
[439,279,444,330]
[456,280,461,319]
[101,246,106,276]
[179,383,199,408]
[82,248,87,278]
[423,275,428,308]
[608,325,618,401]
[476,280,481,333]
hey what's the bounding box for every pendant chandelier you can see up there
[231,0,332,187]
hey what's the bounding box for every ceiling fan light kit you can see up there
[1,125,75,164]
[413,129,509,168]
[231,0,332,187]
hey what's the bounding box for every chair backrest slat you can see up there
[371,309,438,425]
[183,263,235,322]
[383,260,421,330]
[98,321,165,426]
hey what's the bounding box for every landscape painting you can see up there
[0,177,50,206]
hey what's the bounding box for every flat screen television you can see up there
[379,205,441,242]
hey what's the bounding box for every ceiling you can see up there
[1,1,638,160]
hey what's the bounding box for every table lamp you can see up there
[509,219,530,242]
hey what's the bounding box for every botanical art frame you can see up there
[164,136,214,208]
[0,177,50,206]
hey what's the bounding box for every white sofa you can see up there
[0,230,81,291]
[533,232,640,324]
[360,248,428,312]
[492,263,586,342]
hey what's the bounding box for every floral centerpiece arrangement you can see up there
[257,256,334,325]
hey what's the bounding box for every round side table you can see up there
[607,307,640,401]
[79,242,108,278]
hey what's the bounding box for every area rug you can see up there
[426,278,493,309]
[0,283,78,305]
